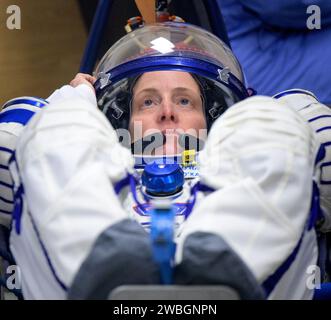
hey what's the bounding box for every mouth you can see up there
[130,131,205,156]
[131,131,165,155]
[161,133,179,156]
[161,129,180,136]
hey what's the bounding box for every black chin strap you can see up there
[178,133,205,151]
[130,132,165,154]
[130,133,205,154]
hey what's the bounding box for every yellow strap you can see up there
[182,149,197,167]
[135,0,156,24]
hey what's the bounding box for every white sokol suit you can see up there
[0,83,330,299]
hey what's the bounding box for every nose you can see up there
[157,98,178,123]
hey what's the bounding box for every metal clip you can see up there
[217,67,230,84]
[99,72,111,89]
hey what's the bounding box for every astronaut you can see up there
[1,22,331,300]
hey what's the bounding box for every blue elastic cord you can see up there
[114,174,131,194]
[13,184,24,234]
[160,262,174,285]
[184,181,215,219]
[150,205,176,285]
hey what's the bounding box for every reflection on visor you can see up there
[95,22,244,83]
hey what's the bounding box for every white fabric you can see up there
[268,228,318,300]
[0,86,95,228]
[10,85,134,299]
[7,88,324,299]
[0,103,44,227]
[0,128,16,227]
[276,90,331,232]
[47,84,97,106]
[176,96,319,299]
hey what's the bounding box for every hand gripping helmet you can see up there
[94,22,248,147]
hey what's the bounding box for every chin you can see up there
[152,143,182,156]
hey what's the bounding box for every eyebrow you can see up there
[134,87,199,96]
[134,88,159,96]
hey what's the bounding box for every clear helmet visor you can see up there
[95,22,244,82]
[94,23,247,161]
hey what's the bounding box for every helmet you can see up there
[94,22,248,153]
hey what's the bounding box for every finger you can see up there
[83,74,97,84]
[76,73,95,83]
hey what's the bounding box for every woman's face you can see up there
[130,71,207,155]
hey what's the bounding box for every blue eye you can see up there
[179,98,190,106]
[143,99,154,107]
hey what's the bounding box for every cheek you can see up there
[129,113,157,139]
[181,111,206,130]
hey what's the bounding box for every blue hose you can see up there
[79,0,114,74]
